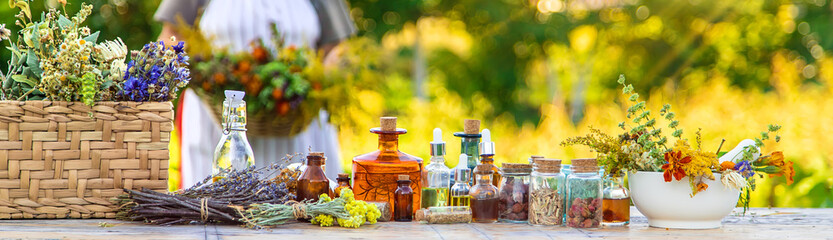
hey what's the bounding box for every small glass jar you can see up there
[296,152,330,202]
[528,159,565,226]
[469,164,499,223]
[394,175,415,222]
[602,169,630,226]
[498,163,531,223]
[566,158,602,229]
[333,173,352,198]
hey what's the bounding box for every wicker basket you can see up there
[0,101,171,219]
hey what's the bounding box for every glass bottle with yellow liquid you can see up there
[450,154,472,207]
[352,117,423,213]
[212,90,254,180]
[421,128,451,208]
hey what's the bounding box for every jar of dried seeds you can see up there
[528,158,565,226]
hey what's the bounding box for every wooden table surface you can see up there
[0,207,830,240]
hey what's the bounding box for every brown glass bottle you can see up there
[470,164,499,223]
[352,117,423,213]
[394,175,414,222]
[296,152,331,202]
[479,155,502,187]
[333,173,352,198]
[478,129,501,187]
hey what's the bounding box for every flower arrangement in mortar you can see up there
[0,1,190,105]
[562,75,793,211]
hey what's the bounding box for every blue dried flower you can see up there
[734,160,754,178]
[118,40,190,102]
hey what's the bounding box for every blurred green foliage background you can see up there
[2,0,831,208]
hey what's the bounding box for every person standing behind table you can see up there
[153,0,356,188]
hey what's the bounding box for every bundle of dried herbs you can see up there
[118,159,298,225]
[241,189,381,228]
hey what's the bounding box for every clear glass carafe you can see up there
[212,90,254,177]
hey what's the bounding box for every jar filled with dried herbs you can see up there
[498,163,531,223]
[415,206,473,224]
[566,158,602,229]
[528,158,565,226]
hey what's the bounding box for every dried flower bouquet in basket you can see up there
[0,1,190,104]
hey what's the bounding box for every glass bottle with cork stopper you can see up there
[394,175,415,222]
[422,128,452,208]
[602,169,630,226]
[498,163,532,223]
[212,90,255,179]
[449,154,472,207]
[296,152,331,202]
[478,129,501,187]
[566,158,603,228]
[352,117,423,213]
[469,164,499,223]
[333,173,352,198]
[453,119,481,174]
[529,158,566,226]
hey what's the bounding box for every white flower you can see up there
[96,38,128,62]
[720,170,747,190]
[0,24,11,40]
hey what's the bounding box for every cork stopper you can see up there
[337,173,349,179]
[501,163,532,174]
[398,175,410,181]
[474,164,493,174]
[309,152,325,157]
[571,158,599,173]
[529,155,544,164]
[534,159,562,173]
[464,119,481,134]
[381,117,397,131]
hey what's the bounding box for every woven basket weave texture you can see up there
[0,101,171,219]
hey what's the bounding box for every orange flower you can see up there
[770,160,794,185]
[720,161,735,171]
[662,150,691,182]
[761,151,785,167]
[695,182,709,193]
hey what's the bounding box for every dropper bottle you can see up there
[421,128,452,208]
[478,129,501,187]
[449,154,472,207]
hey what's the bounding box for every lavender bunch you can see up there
[118,39,190,101]
[180,163,295,206]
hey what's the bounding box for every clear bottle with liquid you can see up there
[422,128,452,208]
[449,154,472,207]
[212,90,255,178]
[470,164,499,223]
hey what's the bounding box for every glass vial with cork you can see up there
[352,117,424,213]
[296,152,331,202]
[470,164,499,223]
[415,206,473,224]
[602,169,630,226]
[212,90,255,178]
[394,175,415,222]
[333,173,352,198]
[422,128,452,208]
[449,154,472,207]
[528,158,566,226]
[566,158,603,228]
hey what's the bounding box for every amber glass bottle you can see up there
[333,173,352,198]
[296,152,331,202]
[352,117,423,212]
[478,129,501,187]
[394,175,415,222]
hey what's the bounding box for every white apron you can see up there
[178,0,343,188]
